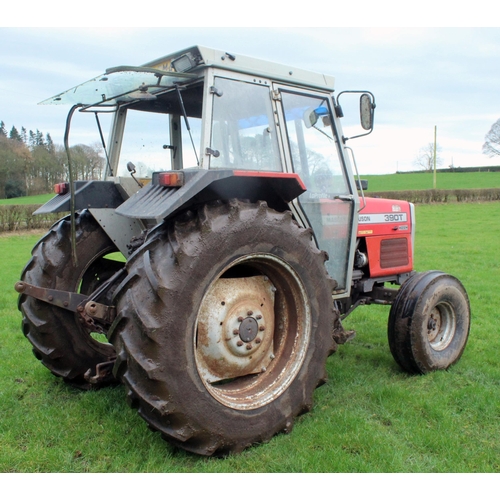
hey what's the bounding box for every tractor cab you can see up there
[40,45,375,295]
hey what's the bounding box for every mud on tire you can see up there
[109,200,337,455]
[18,210,121,389]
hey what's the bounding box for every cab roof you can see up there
[146,46,335,91]
[40,45,335,107]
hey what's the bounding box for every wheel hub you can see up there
[239,317,258,343]
[426,302,455,351]
[196,275,275,383]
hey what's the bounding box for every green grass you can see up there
[0,193,54,205]
[1,203,499,472]
[363,171,500,192]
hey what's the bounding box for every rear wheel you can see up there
[388,271,470,374]
[18,210,121,389]
[109,200,336,455]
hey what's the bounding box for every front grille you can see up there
[380,238,409,268]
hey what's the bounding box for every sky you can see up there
[1,8,500,176]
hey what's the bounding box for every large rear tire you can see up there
[18,210,121,389]
[109,200,337,455]
[388,271,470,374]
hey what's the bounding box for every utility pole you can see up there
[433,125,437,189]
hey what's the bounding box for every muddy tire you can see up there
[388,271,470,374]
[109,200,336,455]
[18,210,121,389]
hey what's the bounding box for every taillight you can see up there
[158,172,184,187]
[54,182,69,195]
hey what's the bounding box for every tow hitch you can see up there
[15,281,117,329]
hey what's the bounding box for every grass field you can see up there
[0,193,54,205]
[1,202,499,474]
[362,171,500,192]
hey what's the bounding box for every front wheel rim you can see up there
[195,253,311,411]
[426,301,456,351]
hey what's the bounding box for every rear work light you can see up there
[158,172,184,187]
[54,182,69,195]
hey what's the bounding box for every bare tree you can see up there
[482,118,500,157]
[414,142,443,171]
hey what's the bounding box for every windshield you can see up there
[280,90,353,290]
[280,92,348,196]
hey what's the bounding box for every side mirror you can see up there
[360,94,374,131]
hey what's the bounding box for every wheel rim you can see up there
[195,253,311,411]
[426,301,456,351]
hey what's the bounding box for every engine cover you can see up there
[357,197,414,278]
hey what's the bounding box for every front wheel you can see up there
[109,200,337,455]
[388,271,470,374]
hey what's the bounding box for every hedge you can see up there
[0,205,65,232]
[367,188,500,204]
[1,188,499,233]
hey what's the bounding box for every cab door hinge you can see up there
[210,86,223,97]
[271,90,282,101]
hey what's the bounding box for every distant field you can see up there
[0,193,53,205]
[361,171,500,192]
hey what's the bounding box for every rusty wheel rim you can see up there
[195,253,311,411]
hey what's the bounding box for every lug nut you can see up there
[255,338,261,344]
[247,310,253,316]
[233,329,239,335]
[238,316,244,322]
[246,344,252,350]
[237,341,243,347]
[259,325,265,331]
[256,315,262,320]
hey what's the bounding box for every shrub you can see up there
[368,188,500,204]
[0,204,64,232]
[5,180,26,199]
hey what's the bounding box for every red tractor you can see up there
[16,46,470,455]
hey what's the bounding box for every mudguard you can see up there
[115,169,306,220]
[34,181,126,214]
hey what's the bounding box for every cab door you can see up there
[274,87,358,295]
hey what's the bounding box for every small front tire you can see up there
[388,271,470,374]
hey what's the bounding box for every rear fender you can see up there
[114,169,306,220]
[33,180,126,215]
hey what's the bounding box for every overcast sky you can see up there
[2,13,500,175]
